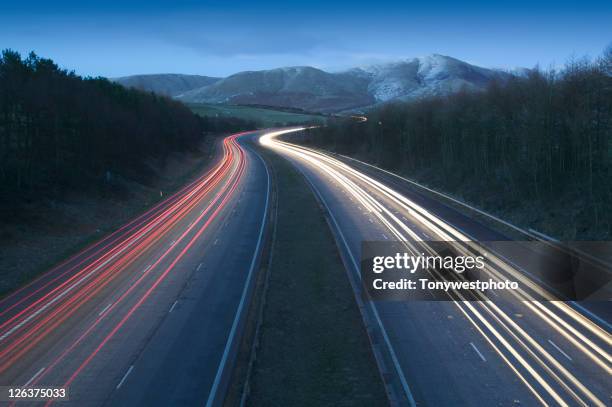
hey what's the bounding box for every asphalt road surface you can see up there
[260,128,611,407]
[0,132,270,407]
[2,127,610,407]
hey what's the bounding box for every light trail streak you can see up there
[341,153,612,340]
[0,140,238,370]
[0,140,233,319]
[0,138,236,340]
[0,132,252,398]
[265,133,612,361]
[261,129,610,407]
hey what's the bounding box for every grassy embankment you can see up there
[0,138,218,297]
[188,103,326,127]
[244,147,387,406]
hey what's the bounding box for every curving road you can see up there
[0,132,270,406]
[2,127,610,407]
[260,129,611,407]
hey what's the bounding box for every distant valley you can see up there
[114,55,523,113]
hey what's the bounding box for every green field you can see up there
[188,103,326,127]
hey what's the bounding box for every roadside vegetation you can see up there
[0,49,254,211]
[305,47,612,240]
[246,148,387,406]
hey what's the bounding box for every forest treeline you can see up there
[0,50,256,207]
[305,48,612,239]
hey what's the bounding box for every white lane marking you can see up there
[402,216,408,221]
[206,144,271,407]
[24,367,45,387]
[548,340,573,361]
[98,303,112,316]
[470,342,487,362]
[116,365,134,389]
[169,300,178,313]
[382,233,389,240]
[196,263,204,271]
[143,264,152,273]
[213,239,219,246]
[188,221,194,227]
[169,240,176,247]
[368,218,374,223]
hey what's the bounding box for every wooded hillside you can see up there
[0,50,255,207]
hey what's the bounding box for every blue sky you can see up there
[1,0,610,77]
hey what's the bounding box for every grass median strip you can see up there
[247,148,387,406]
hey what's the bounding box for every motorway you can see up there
[260,129,611,407]
[0,132,270,406]
[1,126,610,407]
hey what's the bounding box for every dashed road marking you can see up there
[470,342,487,362]
[24,367,45,387]
[116,365,134,389]
[99,303,112,316]
[548,340,573,361]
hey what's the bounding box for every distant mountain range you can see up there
[113,55,523,113]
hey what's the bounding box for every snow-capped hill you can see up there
[350,60,422,102]
[416,54,449,80]
[118,55,519,112]
[350,55,510,103]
